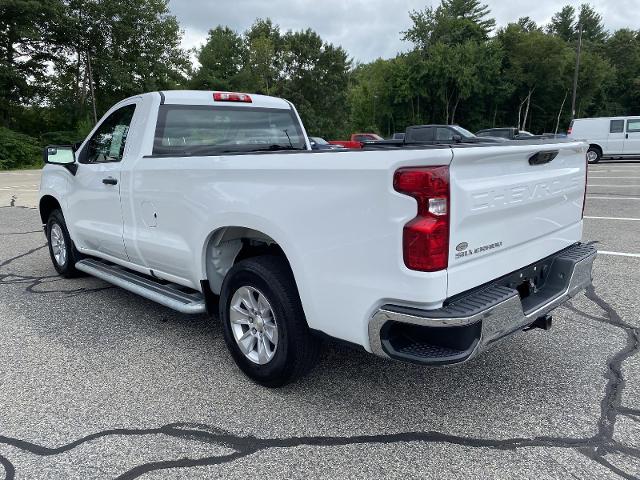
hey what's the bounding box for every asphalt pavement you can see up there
[0,161,638,479]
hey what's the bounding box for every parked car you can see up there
[568,116,640,163]
[368,125,507,146]
[329,133,384,149]
[476,127,535,140]
[405,124,506,143]
[309,136,344,150]
[39,90,595,386]
[392,132,405,140]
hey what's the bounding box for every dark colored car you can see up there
[476,127,536,140]
[404,125,506,144]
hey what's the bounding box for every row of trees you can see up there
[351,1,640,136]
[1,0,640,168]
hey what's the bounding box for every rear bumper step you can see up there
[75,259,206,314]
[368,243,596,365]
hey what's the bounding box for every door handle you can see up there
[626,133,629,139]
[102,177,118,185]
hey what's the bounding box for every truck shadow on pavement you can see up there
[0,206,638,479]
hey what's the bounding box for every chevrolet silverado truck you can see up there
[39,90,596,387]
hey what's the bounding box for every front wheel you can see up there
[587,147,601,164]
[220,255,320,387]
[46,209,83,278]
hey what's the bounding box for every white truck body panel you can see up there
[40,91,590,353]
[447,143,586,296]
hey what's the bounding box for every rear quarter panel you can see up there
[126,148,453,349]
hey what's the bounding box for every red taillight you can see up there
[567,127,572,135]
[213,92,252,103]
[394,166,450,272]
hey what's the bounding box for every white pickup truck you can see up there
[40,91,596,386]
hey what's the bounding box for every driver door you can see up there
[65,103,137,261]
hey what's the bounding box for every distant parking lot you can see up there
[0,161,638,479]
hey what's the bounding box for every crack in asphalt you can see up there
[0,230,41,236]
[0,223,639,479]
[0,244,112,296]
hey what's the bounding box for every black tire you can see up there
[220,255,320,387]
[587,146,602,164]
[45,209,83,278]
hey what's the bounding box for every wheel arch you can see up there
[588,143,603,155]
[202,225,295,296]
[39,195,62,224]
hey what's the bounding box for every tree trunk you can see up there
[86,51,98,124]
[517,98,524,130]
[555,90,569,134]
[521,88,535,131]
[451,95,460,124]
[443,88,450,124]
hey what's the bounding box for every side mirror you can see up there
[452,134,463,143]
[43,145,77,174]
[44,145,75,165]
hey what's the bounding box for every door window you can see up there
[82,104,136,163]
[436,127,454,141]
[627,119,640,133]
[610,120,624,133]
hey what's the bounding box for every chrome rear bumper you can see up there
[368,243,596,365]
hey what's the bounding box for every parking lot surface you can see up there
[0,161,639,479]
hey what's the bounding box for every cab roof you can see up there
[155,90,292,109]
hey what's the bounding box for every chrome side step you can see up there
[75,259,206,314]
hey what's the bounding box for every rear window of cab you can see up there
[153,105,306,155]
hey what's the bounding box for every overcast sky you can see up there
[168,0,638,63]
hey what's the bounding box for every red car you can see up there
[329,133,383,149]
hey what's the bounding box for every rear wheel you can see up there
[46,209,83,278]
[220,255,320,387]
[587,146,602,164]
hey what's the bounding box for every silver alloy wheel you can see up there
[50,223,67,266]
[229,286,278,365]
[587,150,598,163]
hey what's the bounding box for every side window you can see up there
[436,127,454,141]
[627,119,640,133]
[82,104,136,163]
[610,120,624,133]
[407,127,434,142]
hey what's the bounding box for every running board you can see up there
[75,259,206,314]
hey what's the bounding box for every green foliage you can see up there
[0,0,64,128]
[403,0,495,48]
[0,128,42,170]
[1,0,639,169]
[192,20,351,138]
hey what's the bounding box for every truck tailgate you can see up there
[447,142,587,297]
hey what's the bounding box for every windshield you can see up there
[451,126,475,138]
[153,105,306,155]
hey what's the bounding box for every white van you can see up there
[568,116,640,163]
